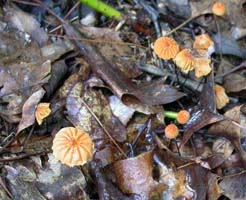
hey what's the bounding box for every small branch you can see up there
[81,99,128,159]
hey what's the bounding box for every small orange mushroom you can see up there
[193,34,214,57]
[194,58,212,78]
[214,84,229,109]
[212,2,226,16]
[174,49,195,73]
[153,37,179,60]
[52,127,94,167]
[35,103,51,125]
[165,124,179,139]
[177,110,190,124]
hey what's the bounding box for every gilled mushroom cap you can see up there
[214,84,229,109]
[52,127,94,167]
[194,58,212,78]
[193,34,214,57]
[153,37,179,60]
[165,124,179,139]
[212,2,226,16]
[177,110,190,124]
[35,103,51,125]
[174,49,195,73]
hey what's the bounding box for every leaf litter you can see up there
[0,1,245,199]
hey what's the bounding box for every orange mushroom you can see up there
[52,127,94,167]
[174,49,195,73]
[165,124,179,139]
[177,110,190,124]
[153,37,179,60]
[194,58,212,78]
[193,34,214,57]
[214,84,229,109]
[212,2,226,16]
[35,103,51,125]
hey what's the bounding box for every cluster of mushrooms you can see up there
[33,2,229,167]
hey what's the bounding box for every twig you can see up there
[11,0,40,6]
[81,99,128,159]
[0,151,50,162]
[215,62,246,78]
[48,33,147,49]
[0,177,13,199]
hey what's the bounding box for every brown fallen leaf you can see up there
[63,23,185,107]
[0,60,51,122]
[78,26,142,79]
[208,105,246,167]
[219,172,246,200]
[114,150,166,199]
[17,88,46,133]
[66,82,126,145]
[4,4,48,46]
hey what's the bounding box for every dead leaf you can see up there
[114,150,165,199]
[17,88,46,133]
[66,82,126,145]
[5,165,46,200]
[219,172,246,200]
[4,4,48,46]
[208,105,246,167]
[0,60,51,122]
[109,95,135,125]
[78,26,142,79]
[63,23,185,107]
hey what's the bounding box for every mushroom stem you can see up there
[80,0,122,20]
[164,111,178,119]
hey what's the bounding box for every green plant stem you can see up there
[80,0,122,20]
[164,111,178,119]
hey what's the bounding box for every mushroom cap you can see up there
[194,58,212,78]
[174,49,195,73]
[154,37,179,60]
[35,103,51,125]
[193,34,214,56]
[177,110,190,124]
[212,2,226,16]
[52,127,94,167]
[165,124,179,139]
[214,84,229,109]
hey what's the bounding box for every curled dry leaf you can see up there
[52,127,94,167]
[113,150,166,199]
[208,105,246,167]
[17,88,46,133]
[153,37,179,60]
[219,172,246,200]
[194,58,212,78]
[109,95,135,125]
[35,103,51,125]
[174,49,195,73]
[214,84,229,109]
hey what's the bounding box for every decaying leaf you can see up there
[0,60,51,122]
[17,88,46,133]
[114,150,166,199]
[109,95,135,125]
[4,4,48,46]
[5,154,89,200]
[78,26,142,79]
[63,23,185,107]
[66,82,126,145]
[208,105,246,167]
[219,172,246,200]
